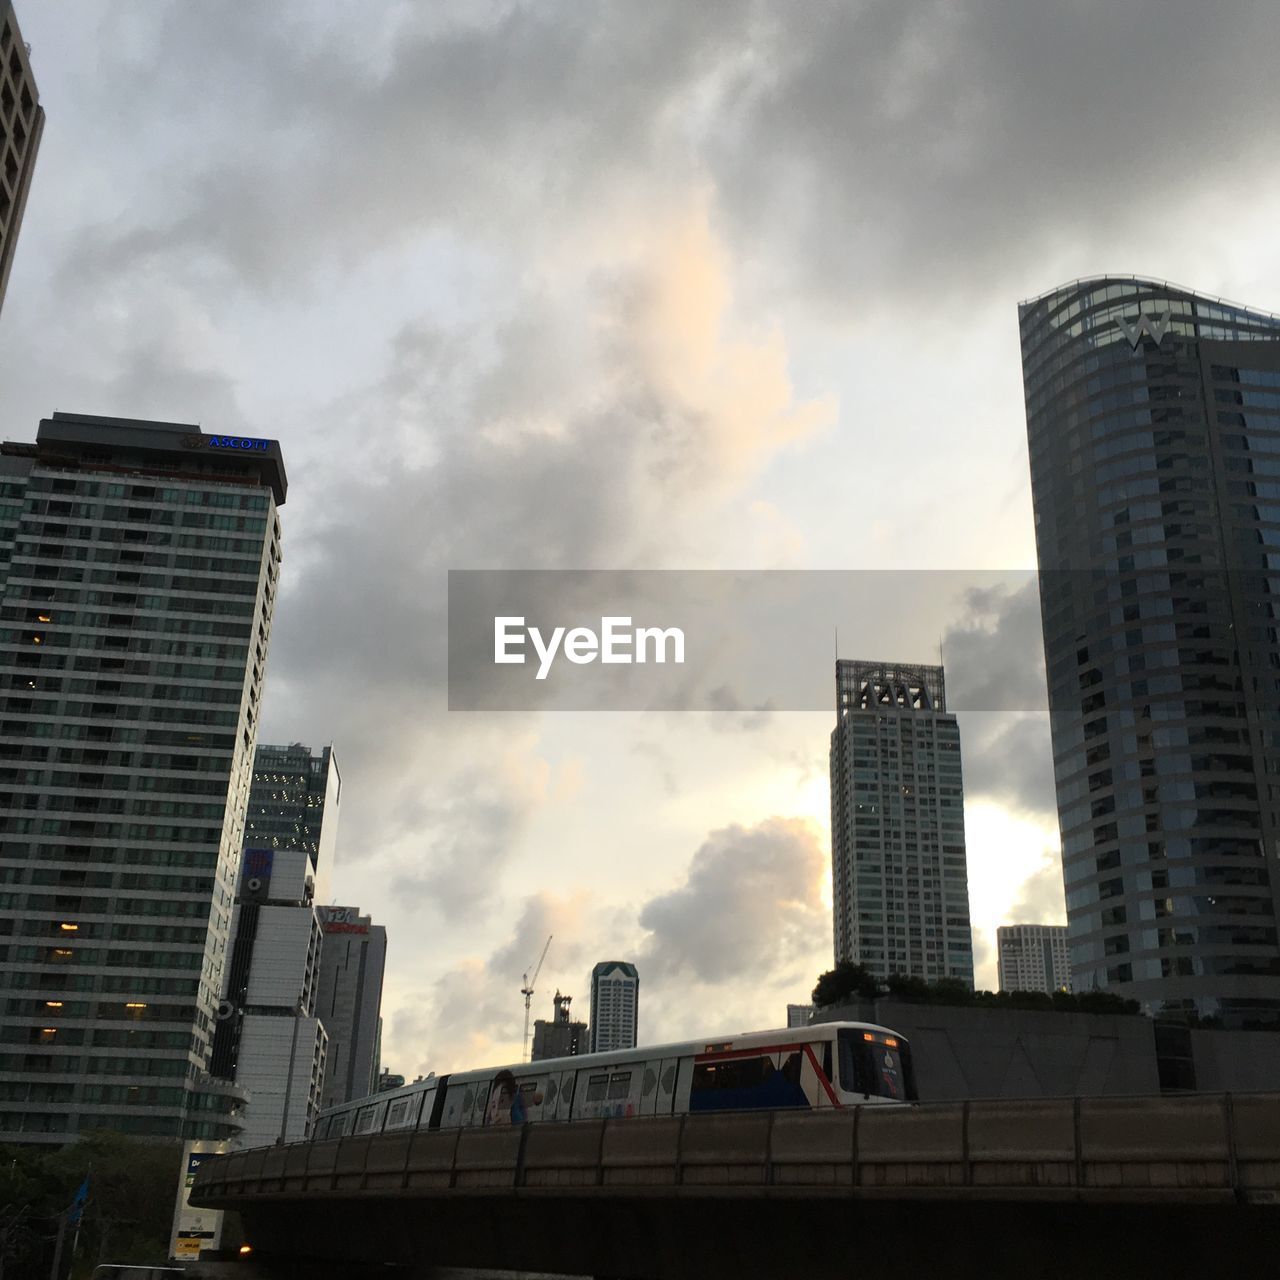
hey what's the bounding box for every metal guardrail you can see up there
[192,1093,1280,1207]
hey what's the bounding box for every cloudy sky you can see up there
[4,1,1280,1077]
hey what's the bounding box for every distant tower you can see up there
[997,925,1072,995]
[531,991,587,1061]
[0,2,44,314]
[829,660,974,986]
[244,742,341,904]
[315,906,387,1107]
[589,961,639,1052]
[211,849,328,1148]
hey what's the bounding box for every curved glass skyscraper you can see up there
[1020,277,1280,1027]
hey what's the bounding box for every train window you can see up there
[387,1099,410,1128]
[692,1057,767,1094]
[688,1054,806,1112]
[462,1086,476,1114]
[354,1106,377,1135]
[585,1075,608,1102]
[837,1030,913,1101]
[607,1072,631,1100]
[642,1067,657,1097]
[562,1075,574,1104]
[544,1077,559,1108]
[660,1064,676,1093]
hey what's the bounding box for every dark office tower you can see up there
[244,743,340,904]
[315,906,386,1108]
[0,413,286,1143]
[1020,277,1280,1027]
[531,991,586,1062]
[0,2,44,315]
[830,660,973,986]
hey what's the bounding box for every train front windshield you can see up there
[838,1029,916,1101]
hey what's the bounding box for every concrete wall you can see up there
[815,999,1160,1099]
[1189,1027,1280,1092]
[815,998,1280,1098]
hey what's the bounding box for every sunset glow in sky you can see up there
[4,1,1280,1076]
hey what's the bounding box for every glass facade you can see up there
[0,413,284,1140]
[1020,277,1280,1026]
[244,742,340,902]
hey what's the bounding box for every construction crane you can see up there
[521,934,552,1062]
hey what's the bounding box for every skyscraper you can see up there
[0,1,43,315]
[315,905,386,1108]
[1020,276,1280,1026]
[588,960,638,1053]
[0,413,285,1143]
[997,924,1071,995]
[829,660,973,986]
[244,742,340,905]
[211,848,327,1149]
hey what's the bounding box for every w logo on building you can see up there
[1115,309,1174,348]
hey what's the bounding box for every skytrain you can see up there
[312,1021,915,1140]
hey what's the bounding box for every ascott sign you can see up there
[181,434,273,452]
[208,435,271,451]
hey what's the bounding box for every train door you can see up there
[656,1057,679,1115]
[548,1068,575,1121]
[639,1059,663,1116]
[439,1080,470,1129]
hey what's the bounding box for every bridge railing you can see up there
[193,1092,1280,1206]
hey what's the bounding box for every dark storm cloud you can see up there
[707,0,1280,307]
[942,578,1056,820]
[942,578,1045,714]
[42,0,1280,307]
[637,817,828,984]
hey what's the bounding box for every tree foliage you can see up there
[811,964,1142,1016]
[0,1132,183,1278]
[812,961,879,1006]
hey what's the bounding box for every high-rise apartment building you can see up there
[786,1003,814,1028]
[830,660,973,986]
[244,742,340,905]
[588,960,638,1053]
[0,413,285,1143]
[0,2,43,315]
[997,924,1071,995]
[211,848,326,1149]
[1020,277,1280,1027]
[315,905,385,1108]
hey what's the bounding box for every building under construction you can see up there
[531,992,587,1062]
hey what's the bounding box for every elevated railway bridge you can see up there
[193,1092,1280,1278]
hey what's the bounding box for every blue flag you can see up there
[67,1176,89,1226]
